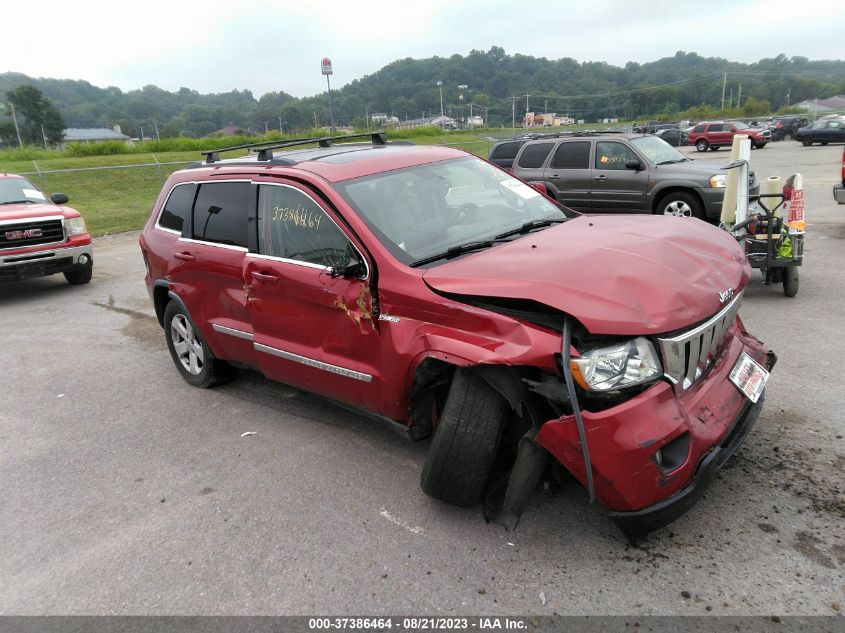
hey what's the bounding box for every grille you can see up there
[0,218,65,250]
[656,292,743,392]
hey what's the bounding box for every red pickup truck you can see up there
[0,173,93,284]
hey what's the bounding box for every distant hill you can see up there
[3,49,844,137]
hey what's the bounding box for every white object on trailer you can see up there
[720,135,751,227]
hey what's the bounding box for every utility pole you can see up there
[721,71,727,110]
[365,105,369,132]
[437,81,444,129]
[279,116,283,135]
[786,89,791,107]
[153,119,160,140]
[737,83,742,109]
[512,96,516,138]
[9,102,23,148]
[40,124,48,149]
[729,88,733,109]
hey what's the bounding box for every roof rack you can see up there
[200,132,388,164]
[522,129,627,141]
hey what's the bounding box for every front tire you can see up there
[420,369,507,506]
[656,191,704,219]
[695,139,709,152]
[163,301,230,388]
[802,138,812,146]
[64,262,92,285]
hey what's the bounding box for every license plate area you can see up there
[729,352,769,403]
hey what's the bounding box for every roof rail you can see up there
[201,132,388,164]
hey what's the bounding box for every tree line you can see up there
[2,49,844,141]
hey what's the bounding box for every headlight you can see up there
[65,216,88,236]
[710,174,727,188]
[570,337,661,391]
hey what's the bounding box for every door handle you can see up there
[550,174,560,178]
[251,271,279,284]
[174,251,195,261]
[594,175,608,181]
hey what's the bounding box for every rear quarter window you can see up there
[691,124,705,133]
[517,143,554,169]
[158,183,196,234]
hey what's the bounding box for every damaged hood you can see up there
[422,215,749,335]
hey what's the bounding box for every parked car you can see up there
[488,138,529,170]
[140,133,773,540]
[509,132,758,221]
[654,127,688,147]
[835,147,845,204]
[687,121,771,151]
[769,115,810,141]
[795,117,845,146]
[0,173,93,284]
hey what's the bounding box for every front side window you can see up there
[258,184,353,270]
[192,182,250,247]
[159,183,196,233]
[595,142,637,170]
[517,142,554,168]
[551,142,590,169]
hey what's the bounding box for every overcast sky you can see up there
[4,0,844,98]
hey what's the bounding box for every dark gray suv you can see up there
[510,133,758,221]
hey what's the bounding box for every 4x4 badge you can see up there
[719,288,734,304]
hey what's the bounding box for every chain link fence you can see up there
[12,140,494,235]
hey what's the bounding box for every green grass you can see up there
[0,132,495,236]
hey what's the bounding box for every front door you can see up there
[589,141,649,212]
[244,181,382,411]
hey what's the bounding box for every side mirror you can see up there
[529,181,549,195]
[330,257,366,279]
[625,159,643,171]
[51,193,69,204]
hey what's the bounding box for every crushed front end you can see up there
[534,291,774,540]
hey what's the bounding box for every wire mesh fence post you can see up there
[152,154,164,185]
[31,160,45,190]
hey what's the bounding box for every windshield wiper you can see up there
[409,238,512,268]
[0,199,35,205]
[495,218,566,240]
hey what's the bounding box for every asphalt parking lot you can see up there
[1,140,843,616]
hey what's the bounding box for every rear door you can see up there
[244,181,381,411]
[710,123,731,146]
[589,140,649,212]
[543,140,592,211]
[171,179,257,365]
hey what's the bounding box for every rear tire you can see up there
[802,138,812,146]
[783,266,799,297]
[420,369,508,506]
[163,301,231,388]
[695,139,709,152]
[784,133,793,141]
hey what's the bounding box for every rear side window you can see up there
[691,124,705,133]
[192,182,250,248]
[517,143,554,168]
[490,142,522,160]
[158,183,196,233]
[709,124,725,132]
[551,142,590,169]
[258,184,353,270]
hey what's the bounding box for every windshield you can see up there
[630,136,688,165]
[0,177,46,205]
[733,121,750,130]
[335,157,572,266]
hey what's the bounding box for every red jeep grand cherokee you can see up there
[139,134,774,540]
[1,173,93,284]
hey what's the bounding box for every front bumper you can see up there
[535,318,772,536]
[0,243,93,282]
